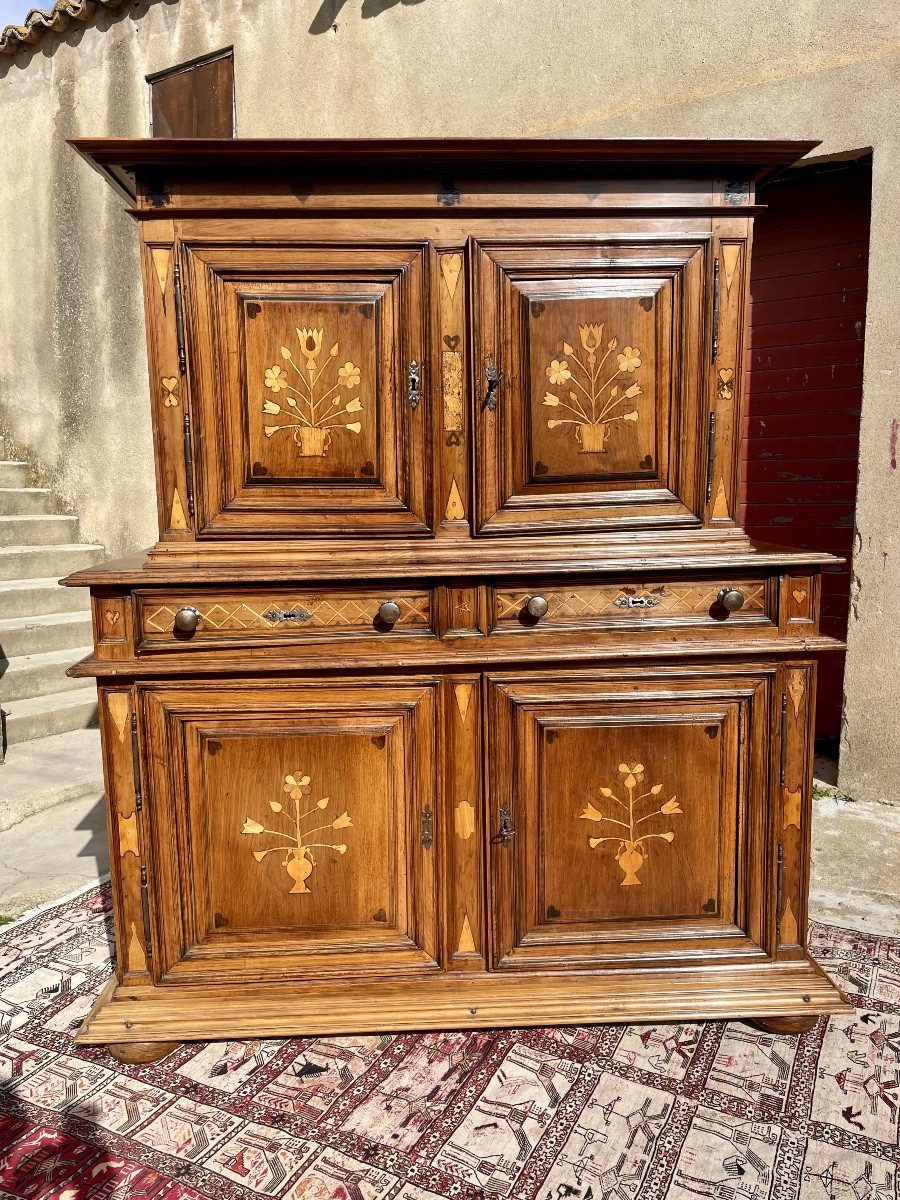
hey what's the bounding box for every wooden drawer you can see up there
[490,577,774,633]
[136,587,435,649]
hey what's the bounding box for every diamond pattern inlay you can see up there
[495,582,765,623]
[142,594,431,638]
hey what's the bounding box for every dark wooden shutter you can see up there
[743,158,871,739]
[149,50,235,138]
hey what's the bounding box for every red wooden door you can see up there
[743,157,870,738]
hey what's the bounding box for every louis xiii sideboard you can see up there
[63,138,849,1062]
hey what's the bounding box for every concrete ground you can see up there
[0,759,898,933]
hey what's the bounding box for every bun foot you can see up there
[106,1040,182,1064]
[750,1015,819,1035]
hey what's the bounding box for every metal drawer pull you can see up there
[378,600,402,626]
[717,587,746,612]
[262,608,312,624]
[173,605,201,633]
[525,595,549,619]
[614,595,661,609]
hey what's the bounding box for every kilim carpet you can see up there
[0,883,897,1200]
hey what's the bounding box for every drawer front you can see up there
[137,588,434,648]
[492,578,771,631]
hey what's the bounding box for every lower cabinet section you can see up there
[84,664,849,1047]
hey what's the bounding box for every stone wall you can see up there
[0,0,896,804]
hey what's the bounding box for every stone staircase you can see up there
[0,453,105,750]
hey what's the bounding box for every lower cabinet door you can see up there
[486,669,772,968]
[138,680,439,983]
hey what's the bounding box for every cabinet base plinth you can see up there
[107,1041,183,1064]
[77,958,849,1046]
[749,1014,820,1035]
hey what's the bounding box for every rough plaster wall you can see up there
[0,0,897,804]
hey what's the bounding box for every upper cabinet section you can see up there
[71,137,818,549]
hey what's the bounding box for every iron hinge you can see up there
[421,804,434,850]
[780,691,789,786]
[775,843,784,937]
[706,412,716,503]
[711,256,720,362]
[140,865,153,960]
[182,413,195,519]
[130,710,143,813]
[173,260,187,374]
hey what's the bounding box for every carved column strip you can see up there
[434,245,470,534]
[707,220,750,526]
[140,219,194,540]
[98,686,152,984]
[442,675,486,971]
[777,662,815,956]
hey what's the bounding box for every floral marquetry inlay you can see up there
[241,772,352,894]
[262,326,363,458]
[543,324,644,454]
[580,760,683,886]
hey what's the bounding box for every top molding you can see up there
[70,137,821,206]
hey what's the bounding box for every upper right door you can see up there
[472,237,709,535]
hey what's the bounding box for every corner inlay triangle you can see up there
[150,247,171,303]
[169,488,188,530]
[458,913,477,954]
[440,252,462,300]
[445,479,465,521]
[107,693,130,743]
[712,478,730,519]
[721,243,741,293]
[454,683,473,723]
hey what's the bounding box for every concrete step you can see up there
[0,488,51,516]
[0,544,105,580]
[0,645,93,702]
[0,462,27,488]
[0,577,90,620]
[0,515,80,547]
[0,727,104,832]
[0,611,94,658]
[2,685,99,745]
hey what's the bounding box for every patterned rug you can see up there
[0,884,897,1200]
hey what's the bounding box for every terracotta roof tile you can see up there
[1,0,125,55]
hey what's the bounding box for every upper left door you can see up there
[182,243,431,536]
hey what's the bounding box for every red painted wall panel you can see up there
[743,160,870,739]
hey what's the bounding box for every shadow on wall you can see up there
[310,0,427,35]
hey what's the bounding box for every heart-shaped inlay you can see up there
[162,377,178,392]
[443,334,460,351]
[792,589,808,604]
[105,610,120,625]
[718,368,734,384]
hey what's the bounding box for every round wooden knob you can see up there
[173,605,201,633]
[526,595,549,620]
[378,600,401,626]
[717,588,745,613]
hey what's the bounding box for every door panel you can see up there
[140,681,439,982]
[486,670,771,968]
[184,243,431,535]
[473,238,707,533]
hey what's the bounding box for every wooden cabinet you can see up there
[66,138,849,1060]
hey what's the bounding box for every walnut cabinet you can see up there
[65,138,849,1060]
